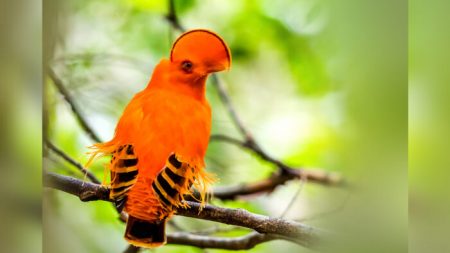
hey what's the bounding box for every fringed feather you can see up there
[152,153,215,212]
[84,142,116,186]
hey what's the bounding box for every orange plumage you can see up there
[86,29,231,248]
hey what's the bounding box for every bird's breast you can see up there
[133,89,211,177]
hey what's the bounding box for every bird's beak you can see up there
[205,59,230,74]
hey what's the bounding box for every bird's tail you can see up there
[124,215,167,248]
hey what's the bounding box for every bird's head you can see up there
[169,29,231,83]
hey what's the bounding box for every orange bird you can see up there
[87,29,231,248]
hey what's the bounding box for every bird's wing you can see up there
[151,153,215,210]
[110,144,138,212]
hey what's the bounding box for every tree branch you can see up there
[44,139,101,184]
[44,172,110,202]
[167,231,285,250]
[43,172,322,249]
[210,75,256,142]
[211,163,342,201]
[211,166,342,200]
[165,0,185,32]
[210,134,290,171]
[211,134,343,185]
[123,245,140,253]
[209,134,344,199]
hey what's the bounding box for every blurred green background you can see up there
[409,0,450,253]
[41,0,407,253]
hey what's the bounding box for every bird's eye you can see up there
[181,60,193,73]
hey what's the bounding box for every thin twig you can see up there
[123,245,140,253]
[210,134,344,185]
[43,172,323,249]
[165,0,185,32]
[168,220,186,231]
[210,166,342,200]
[210,134,290,170]
[210,75,256,142]
[44,139,101,184]
[52,52,148,69]
[47,67,102,143]
[208,172,292,200]
[297,191,352,222]
[184,165,341,201]
[279,174,307,218]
